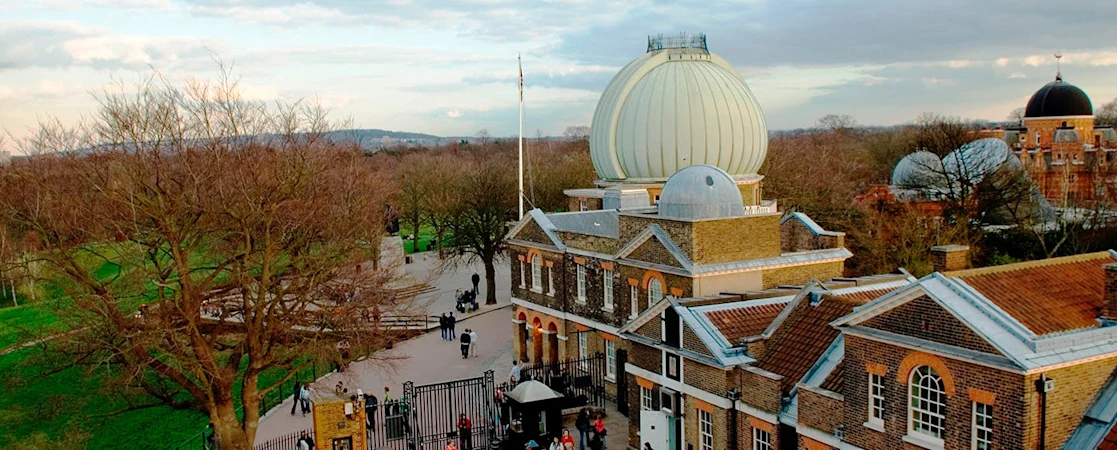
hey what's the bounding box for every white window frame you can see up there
[578,332,587,360]
[640,386,653,411]
[518,260,525,288]
[531,254,543,292]
[908,365,946,443]
[868,373,885,427]
[605,339,616,380]
[647,278,662,308]
[579,199,587,211]
[752,427,772,450]
[699,409,713,450]
[629,284,639,319]
[576,264,587,303]
[972,402,993,450]
[547,266,554,296]
[602,269,614,311]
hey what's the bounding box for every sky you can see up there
[3,0,1117,140]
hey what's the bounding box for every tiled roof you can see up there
[759,294,865,393]
[1102,423,1117,450]
[705,301,787,343]
[947,252,1116,336]
[832,287,902,303]
[820,360,844,393]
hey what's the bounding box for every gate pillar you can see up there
[312,391,366,450]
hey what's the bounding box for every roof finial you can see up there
[1054,52,1063,81]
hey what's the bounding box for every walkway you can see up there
[255,304,516,441]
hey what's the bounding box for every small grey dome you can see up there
[892,151,947,187]
[658,165,744,220]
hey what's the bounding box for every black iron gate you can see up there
[406,370,498,450]
[615,349,628,416]
[506,352,606,410]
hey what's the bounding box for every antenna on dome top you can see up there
[1054,52,1063,81]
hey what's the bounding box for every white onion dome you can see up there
[942,138,1016,186]
[590,37,767,182]
[658,165,744,220]
[892,151,947,187]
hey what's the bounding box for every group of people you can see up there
[289,382,312,417]
[295,431,315,450]
[574,409,608,450]
[439,312,457,340]
[459,328,478,358]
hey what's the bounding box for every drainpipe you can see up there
[727,388,741,450]
[1036,374,1048,450]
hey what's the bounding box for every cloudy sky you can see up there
[3,0,1117,140]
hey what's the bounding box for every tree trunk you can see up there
[484,257,497,305]
[212,401,251,450]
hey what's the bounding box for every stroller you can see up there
[456,289,479,313]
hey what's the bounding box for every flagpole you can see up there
[518,53,525,218]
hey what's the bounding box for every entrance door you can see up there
[640,410,672,450]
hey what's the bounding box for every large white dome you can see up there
[590,41,767,182]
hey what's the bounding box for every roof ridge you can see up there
[945,251,1113,278]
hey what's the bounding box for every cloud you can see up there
[0,21,215,72]
[446,109,463,118]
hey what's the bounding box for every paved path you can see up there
[402,250,511,321]
[256,304,515,441]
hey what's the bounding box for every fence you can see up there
[169,428,215,450]
[253,428,314,450]
[256,360,341,420]
[365,371,499,450]
[502,352,606,410]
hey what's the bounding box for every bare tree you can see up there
[816,114,858,132]
[562,125,590,140]
[1006,107,1025,127]
[1097,98,1117,128]
[397,152,430,253]
[0,67,420,450]
[474,129,492,147]
[446,152,516,304]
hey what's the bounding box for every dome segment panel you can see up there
[892,151,948,187]
[589,45,768,182]
[1024,77,1093,118]
[658,165,745,220]
[942,138,1014,186]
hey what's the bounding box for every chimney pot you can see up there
[930,245,970,272]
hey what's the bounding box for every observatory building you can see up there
[978,71,1117,206]
[503,33,850,414]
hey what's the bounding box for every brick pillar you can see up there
[930,245,970,272]
[1102,263,1117,321]
[557,335,568,362]
[541,331,555,364]
[512,321,524,364]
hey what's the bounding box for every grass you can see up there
[0,243,309,449]
[399,223,451,254]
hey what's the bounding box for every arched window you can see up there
[647,278,663,307]
[531,254,542,291]
[909,365,946,440]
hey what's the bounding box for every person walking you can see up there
[457,413,473,450]
[297,433,310,450]
[468,328,478,357]
[440,313,448,340]
[299,384,311,416]
[591,413,606,450]
[471,272,480,297]
[459,329,472,359]
[290,381,301,415]
[448,313,456,339]
[575,409,590,450]
[305,434,315,450]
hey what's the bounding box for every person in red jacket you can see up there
[457,413,473,450]
[561,428,576,450]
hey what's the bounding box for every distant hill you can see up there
[327,129,442,142]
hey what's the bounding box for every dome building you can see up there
[977,69,1117,205]
[566,33,773,212]
[506,34,852,419]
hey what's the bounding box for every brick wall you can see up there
[692,214,782,264]
[567,196,603,212]
[513,220,556,245]
[683,325,715,358]
[1022,355,1117,448]
[509,246,565,312]
[312,397,367,450]
[684,359,731,396]
[736,367,783,415]
[628,236,686,268]
[738,411,780,450]
[761,261,843,289]
[842,335,1027,450]
[632,314,661,342]
[630,340,662,374]
[798,385,844,436]
[1103,264,1117,320]
[861,295,1001,354]
[562,254,625,328]
[619,215,693,256]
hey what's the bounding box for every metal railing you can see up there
[647,32,707,52]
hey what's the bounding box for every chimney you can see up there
[1102,263,1117,321]
[930,245,970,273]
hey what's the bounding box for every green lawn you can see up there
[399,223,451,254]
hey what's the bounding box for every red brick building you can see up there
[621,248,1117,450]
